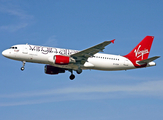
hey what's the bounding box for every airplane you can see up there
[2,36,160,80]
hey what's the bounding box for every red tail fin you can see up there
[124,36,154,67]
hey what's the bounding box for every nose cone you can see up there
[2,50,9,57]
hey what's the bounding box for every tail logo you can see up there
[134,45,149,59]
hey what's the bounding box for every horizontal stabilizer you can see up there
[137,56,160,64]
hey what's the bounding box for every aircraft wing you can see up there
[137,56,160,64]
[70,40,115,64]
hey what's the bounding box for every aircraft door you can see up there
[22,45,28,54]
[124,59,128,66]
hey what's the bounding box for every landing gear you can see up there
[69,69,75,80]
[21,61,26,71]
[76,68,82,74]
[21,67,25,71]
[70,74,75,80]
[68,67,82,80]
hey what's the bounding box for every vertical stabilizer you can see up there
[124,36,154,67]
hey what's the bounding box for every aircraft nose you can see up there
[2,50,8,57]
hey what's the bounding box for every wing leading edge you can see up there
[70,40,115,64]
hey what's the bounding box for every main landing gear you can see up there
[69,69,75,80]
[21,61,26,71]
[70,74,75,80]
[69,68,82,80]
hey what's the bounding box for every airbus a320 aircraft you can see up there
[2,36,160,80]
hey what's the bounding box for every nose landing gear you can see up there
[21,61,26,71]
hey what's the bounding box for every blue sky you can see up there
[0,0,163,120]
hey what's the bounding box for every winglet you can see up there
[111,39,115,44]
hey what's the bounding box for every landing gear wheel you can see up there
[21,67,25,71]
[76,69,82,74]
[69,74,75,80]
[21,61,26,71]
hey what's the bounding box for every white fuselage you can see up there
[2,44,138,71]
[2,36,158,80]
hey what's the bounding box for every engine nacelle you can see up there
[55,55,70,65]
[44,65,65,75]
[48,55,76,65]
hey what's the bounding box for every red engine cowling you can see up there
[55,55,70,65]
[44,65,65,75]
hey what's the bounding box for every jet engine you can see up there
[48,55,76,65]
[44,65,65,75]
[55,55,70,65]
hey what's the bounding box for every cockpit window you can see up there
[10,47,17,49]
